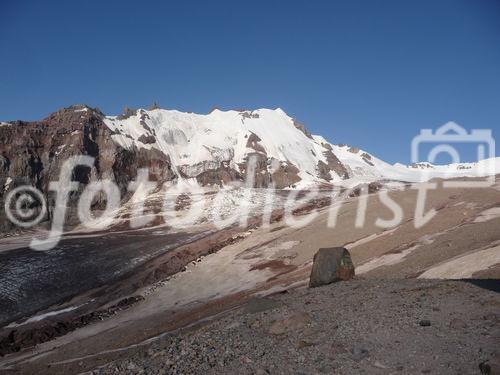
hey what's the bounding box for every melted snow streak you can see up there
[103,108,500,187]
[6,304,83,328]
[418,246,500,279]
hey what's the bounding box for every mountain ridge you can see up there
[1,104,498,197]
[101,105,500,188]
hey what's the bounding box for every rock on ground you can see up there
[309,247,355,287]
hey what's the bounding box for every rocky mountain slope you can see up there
[0,106,174,230]
[91,279,500,375]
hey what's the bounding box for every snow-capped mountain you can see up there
[1,104,498,230]
[1,105,499,194]
[102,107,499,188]
[103,107,350,188]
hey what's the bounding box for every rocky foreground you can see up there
[91,279,500,375]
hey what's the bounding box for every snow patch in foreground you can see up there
[473,207,500,223]
[356,245,419,274]
[355,234,435,274]
[418,246,500,279]
[6,305,82,328]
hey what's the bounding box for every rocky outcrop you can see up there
[245,132,266,154]
[309,247,355,287]
[348,181,383,197]
[270,161,301,188]
[137,134,156,144]
[195,163,243,187]
[293,119,313,139]
[317,143,350,180]
[361,152,374,166]
[0,105,175,230]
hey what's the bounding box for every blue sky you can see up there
[1,0,499,164]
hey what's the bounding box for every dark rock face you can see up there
[309,247,355,287]
[242,152,271,188]
[246,132,266,154]
[317,143,350,180]
[137,134,156,144]
[271,161,301,189]
[293,119,313,139]
[360,152,374,166]
[195,163,243,187]
[240,111,260,120]
[236,150,301,189]
[0,105,175,230]
[348,181,383,197]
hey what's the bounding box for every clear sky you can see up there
[1,0,499,164]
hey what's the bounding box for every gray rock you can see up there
[309,247,355,287]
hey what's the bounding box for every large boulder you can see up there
[309,247,355,287]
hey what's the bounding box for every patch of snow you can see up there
[139,241,273,308]
[473,207,500,223]
[55,144,66,155]
[332,144,500,185]
[4,177,12,191]
[418,245,500,279]
[6,304,82,328]
[346,227,399,250]
[356,245,420,274]
[355,233,435,274]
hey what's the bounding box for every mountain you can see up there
[1,106,500,370]
[0,105,498,229]
[100,108,500,187]
[103,106,350,188]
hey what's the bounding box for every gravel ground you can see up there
[92,279,500,375]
